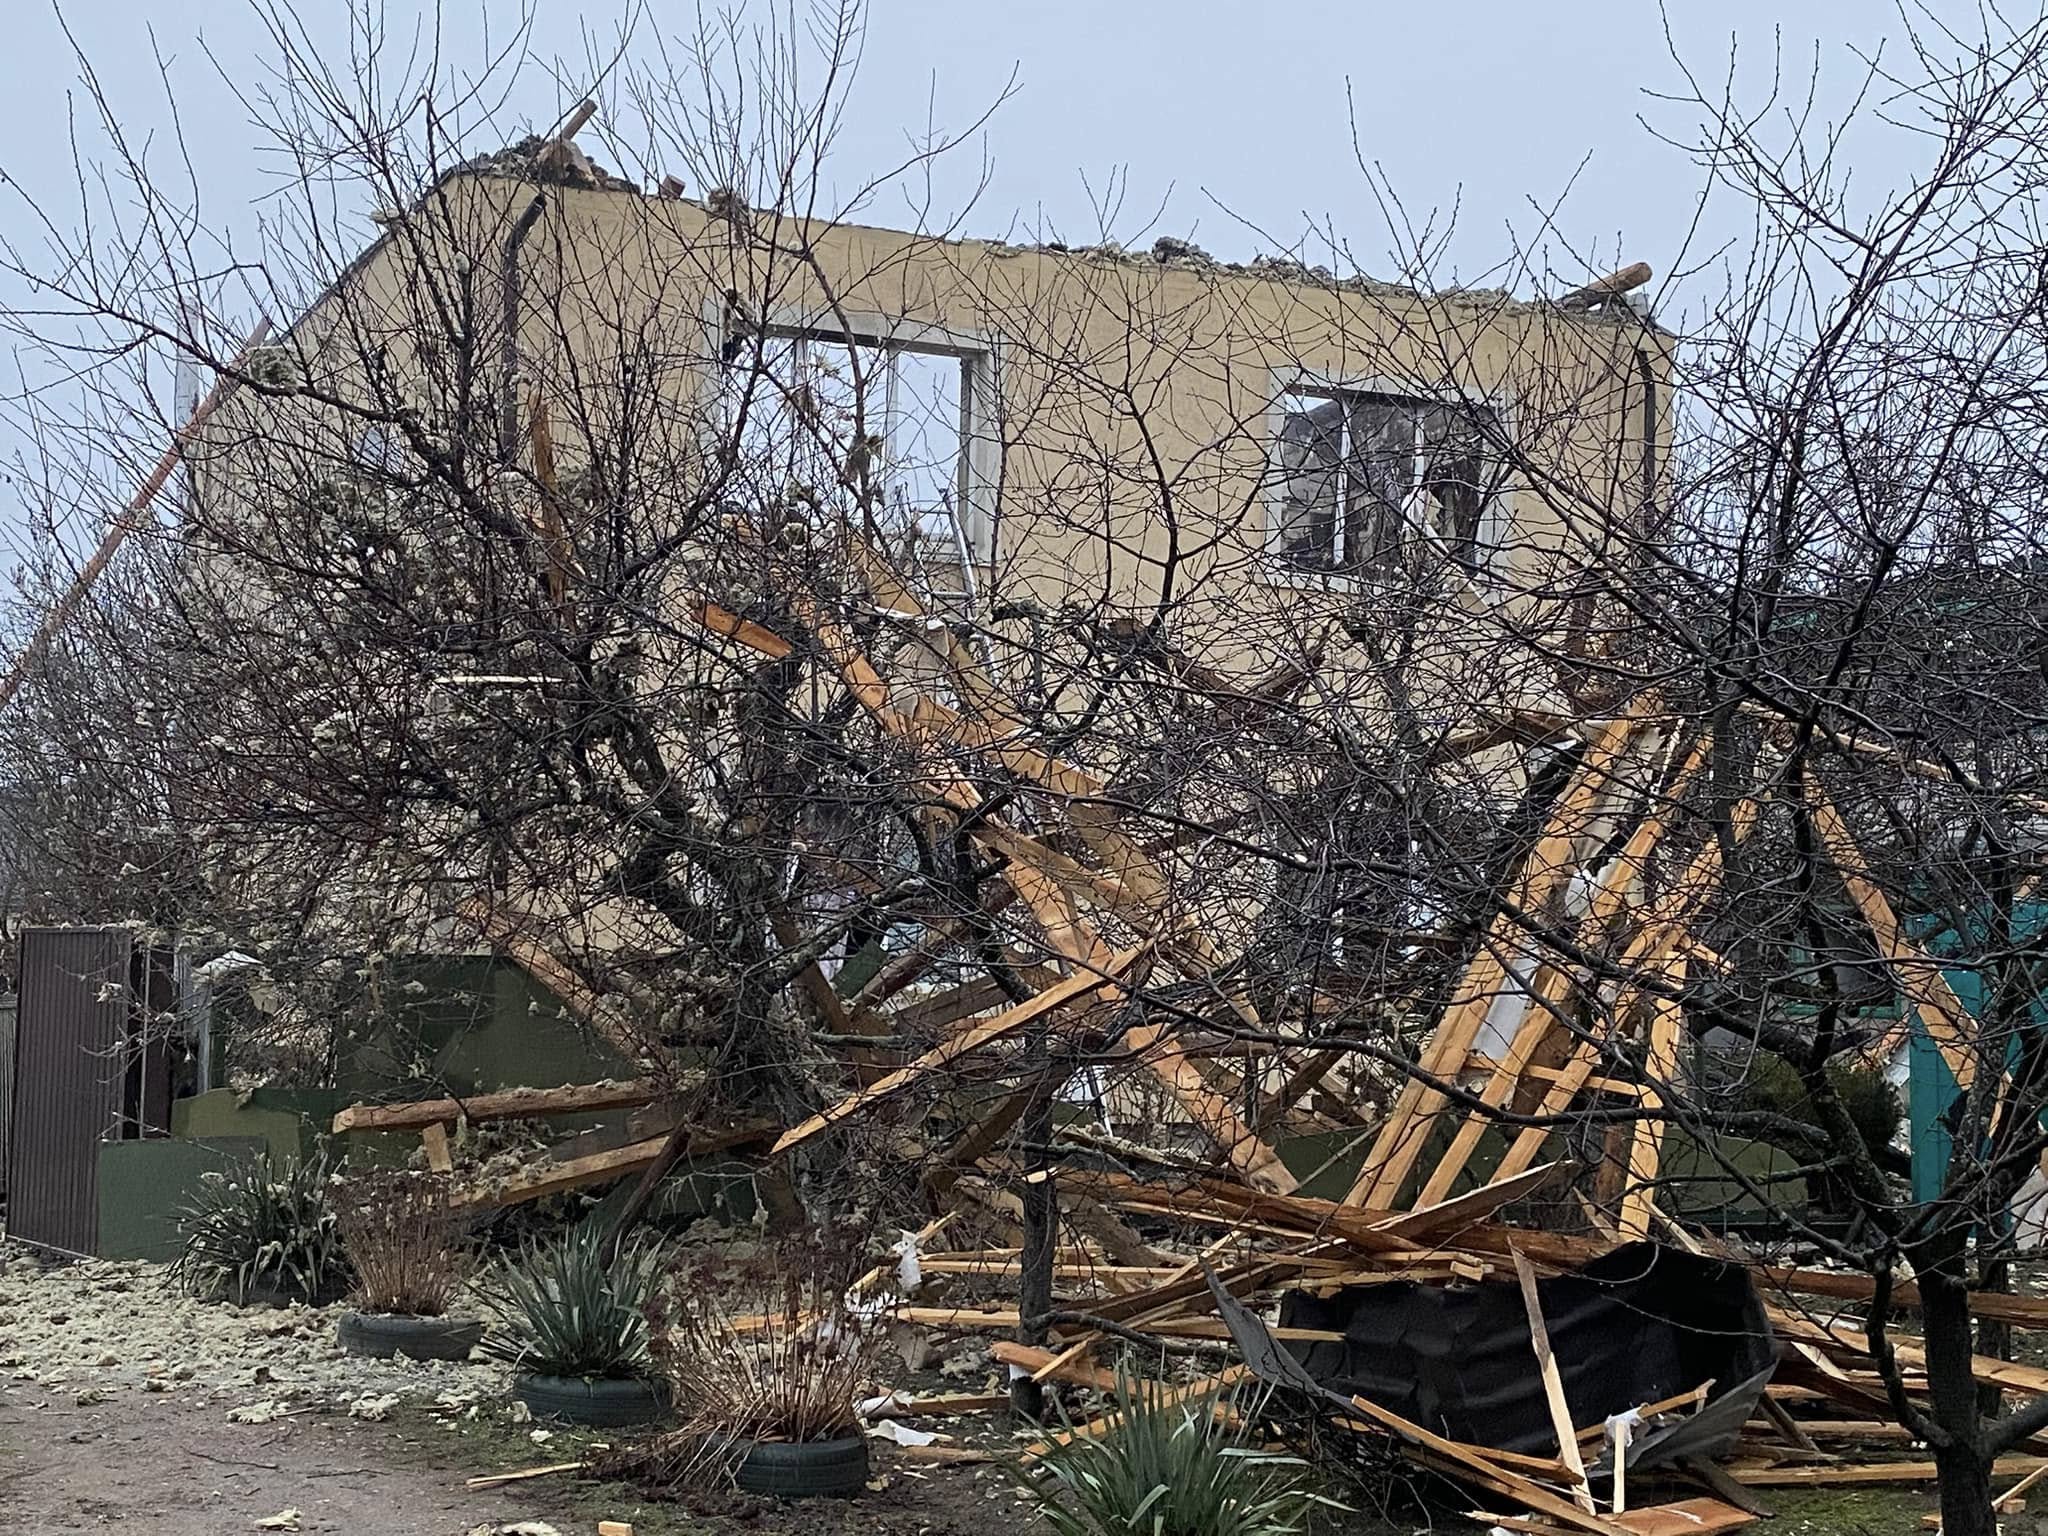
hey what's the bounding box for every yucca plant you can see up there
[482,1223,667,1379]
[1017,1368,1345,1536]
[169,1151,351,1306]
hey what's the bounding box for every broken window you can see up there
[721,326,980,557]
[1268,388,1504,574]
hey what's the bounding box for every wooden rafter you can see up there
[1414,732,1708,1206]
[1804,780,1976,1088]
[1346,711,1649,1209]
[1490,792,1761,1188]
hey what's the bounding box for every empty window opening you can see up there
[724,328,975,550]
[1269,387,1504,574]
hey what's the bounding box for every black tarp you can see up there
[1215,1241,1775,1474]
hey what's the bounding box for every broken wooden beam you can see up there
[1556,262,1652,311]
[1727,1457,2048,1487]
[331,1078,667,1134]
[451,1118,775,1208]
[772,948,1148,1157]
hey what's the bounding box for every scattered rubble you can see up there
[0,1251,508,1414]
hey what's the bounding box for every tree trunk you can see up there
[1922,1258,1998,1536]
[1933,1439,1997,1536]
[1011,1051,1056,1422]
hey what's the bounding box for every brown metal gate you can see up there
[6,927,170,1255]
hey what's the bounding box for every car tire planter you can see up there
[730,1436,870,1499]
[514,1373,668,1427]
[336,1311,484,1362]
[241,1277,352,1310]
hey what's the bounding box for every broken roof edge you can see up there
[433,155,1668,337]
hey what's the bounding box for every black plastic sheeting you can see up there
[1212,1241,1775,1475]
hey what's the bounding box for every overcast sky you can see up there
[0,1,1991,556]
[0,3,1954,306]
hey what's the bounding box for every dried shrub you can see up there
[649,1240,873,1450]
[333,1170,475,1317]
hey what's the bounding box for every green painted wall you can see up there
[171,1088,344,1163]
[330,955,627,1100]
[96,1137,267,1262]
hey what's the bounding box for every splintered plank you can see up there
[451,1119,775,1208]
[1370,1160,1573,1242]
[1512,1249,1595,1514]
[1617,958,1685,1238]
[1805,781,1976,1088]
[332,1078,666,1134]
[1728,1458,2048,1487]
[1347,712,1647,1209]
[1022,1366,1251,1459]
[1749,1264,2048,1329]
[1481,1500,1757,1536]
[694,599,794,660]
[991,1341,1119,1391]
[465,1461,588,1490]
[1341,1390,1635,1536]
[771,949,1148,1156]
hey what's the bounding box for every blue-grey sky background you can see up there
[0,1,1982,562]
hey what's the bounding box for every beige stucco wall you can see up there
[494,177,1669,708]
[192,168,1669,754]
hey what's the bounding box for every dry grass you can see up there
[602,1241,874,1487]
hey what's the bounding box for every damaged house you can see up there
[12,98,2048,1536]
[11,120,1679,1241]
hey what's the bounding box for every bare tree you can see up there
[20,5,2048,1533]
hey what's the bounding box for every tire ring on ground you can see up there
[336,1311,484,1362]
[514,1373,668,1428]
[732,1436,871,1499]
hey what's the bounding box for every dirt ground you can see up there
[0,1382,1943,1536]
[0,1386,561,1534]
[0,1246,1947,1536]
[0,1381,1077,1536]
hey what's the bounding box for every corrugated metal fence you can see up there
[0,992,15,1202]
[7,928,139,1254]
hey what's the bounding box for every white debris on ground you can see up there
[0,1250,510,1416]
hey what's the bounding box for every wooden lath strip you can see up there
[1804,780,1976,1088]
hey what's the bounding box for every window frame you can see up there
[704,301,1001,561]
[1261,370,1512,587]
